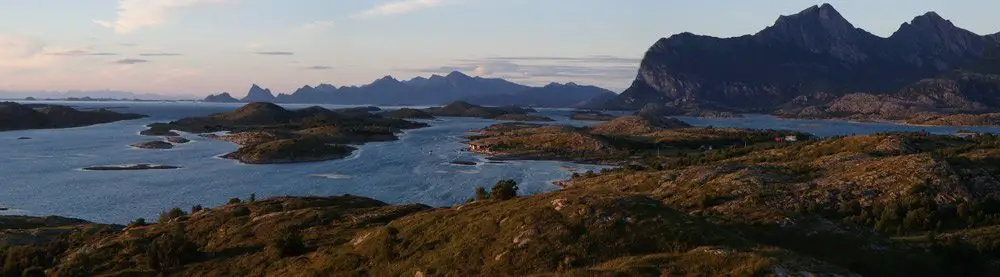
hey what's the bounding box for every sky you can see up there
[0,0,998,98]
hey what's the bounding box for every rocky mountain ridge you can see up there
[609,4,1000,113]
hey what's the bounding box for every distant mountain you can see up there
[0,90,197,101]
[608,4,1000,112]
[238,71,615,108]
[462,82,616,108]
[241,84,276,102]
[203,92,240,103]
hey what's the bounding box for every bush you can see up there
[146,227,201,270]
[228,198,242,205]
[232,206,252,217]
[269,231,307,258]
[191,205,203,214]
[474,187,491,200]
[128,218,148,228]
[491,180,519,201]
[158,207,188,223]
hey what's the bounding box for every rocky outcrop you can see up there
[0,102,146,132]
[166,136,190,144]
[609,4,1000,112]
[203,92,240,103]
[590,115,692,136]
[422,101,536,119]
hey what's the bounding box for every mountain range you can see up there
[607,4,1000,113]
[205,71,616,108]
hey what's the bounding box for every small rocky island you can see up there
[142,102,428,164]
[380,108,436,119]
[422,101,552,121]
[83,164,181,171]
[570,110,617,121]
[0,102,146,132]
[130,140,174,149]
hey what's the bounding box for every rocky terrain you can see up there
[606,4,1000,118]
[0,102,146,132]
[8,130,1000,275]
[141,103,427,164]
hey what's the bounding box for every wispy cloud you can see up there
[255,51,295,56]
[47,50,119,56]
[114,58,150,64]
[297,20,335,34]
[305,66,332,70]
[0,35,59,71]
[139,53,182,56]
[353,0,444,18]
[94,0,228,34]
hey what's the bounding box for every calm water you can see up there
[2,101,999,224]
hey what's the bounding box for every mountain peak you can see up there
[446,71,470,79]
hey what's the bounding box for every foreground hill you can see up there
[142,103,426,164]
[8,131,1000,275]
[0,102,146,131]
[609,4,1000,112]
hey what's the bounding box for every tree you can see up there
[191,205,203,214]
[249,193,257,202]
[491,180,519,201]
[128,218,148,228]
[474,187,491,200]
[146,227,201,270]
[158,207,188,223]
[269,231,306,258]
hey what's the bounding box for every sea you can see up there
[2,101,1000,224]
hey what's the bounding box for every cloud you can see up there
[353,0,444,18]
[94,0,228,34]
[297,20,335,34]
[255,51,295,56]
[139,53,182,56]
[0,35,65,71]
[114,58,150,64]
[305,66,332,70]
[47,50,119,56]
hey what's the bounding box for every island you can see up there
[130,140,174,149]
[491,113,555,122]
[570,110,617,121]
[141,102,427,164]
[0,102,146,132]
[421,101,541,120]
[379,108,436,119]
[165,136,190,144]
[83,164,181,171]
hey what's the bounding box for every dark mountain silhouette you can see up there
[233,71,613,107]
[241,84,276,102]
[0,102,146,131]
[609,4,1000,112]
[203,92,240,103]
[462,82,616,108]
